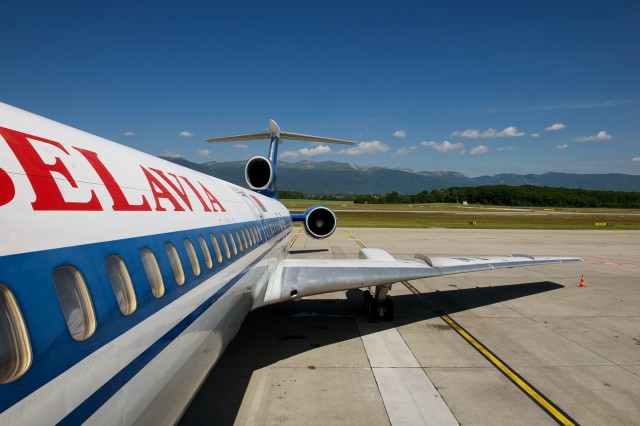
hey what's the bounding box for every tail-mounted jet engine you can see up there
[245,156,274,191]
[291,206,337,239]
[206,119,355,199]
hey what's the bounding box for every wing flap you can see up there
[257,251,582,307]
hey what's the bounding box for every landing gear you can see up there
[362,289,394,322]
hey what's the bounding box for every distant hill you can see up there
[161,157,640,194]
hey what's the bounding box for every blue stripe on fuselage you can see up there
[0,217,292,414]
[59,240,272,425]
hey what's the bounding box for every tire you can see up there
[383,297,394,321]
[367,298,379,322]
[363,290,372,315]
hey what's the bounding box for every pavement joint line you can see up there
[344,229,579,426]
[289,229,388,425]
[526,316,626,369]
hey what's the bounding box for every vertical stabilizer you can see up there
[206,121,354,199]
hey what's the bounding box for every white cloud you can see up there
[392,130,406,138]
[233,143,249,149]
[338,140,390,156]
[452,126,524,139]
[392,146,417,157]
[497,126,525,137]
[574,131,612,142]
[545,123,566,131]
[468,145,489,155]
[451,129,484,138]
[161,149,181,159]
[556,144,569,150]
[497,146,515,152]
[280,144,332,160]
[123,131,135,137]
[196,149,210,158]
[420,140,464,153]
[531,133,540,138]
[179,130,195,137]
[632,157,640,162]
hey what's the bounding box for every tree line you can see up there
[280,186,640,208]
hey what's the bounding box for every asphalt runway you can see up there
[181,228,640,425]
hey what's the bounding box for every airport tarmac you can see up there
[181,228,640,425]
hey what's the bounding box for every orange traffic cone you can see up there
[578,275,586,288]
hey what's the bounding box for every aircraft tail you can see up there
[206,120,354,198]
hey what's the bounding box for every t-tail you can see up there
[206,120,354,199]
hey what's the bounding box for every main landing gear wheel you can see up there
[362,291,394,322]
[382,297,394,321]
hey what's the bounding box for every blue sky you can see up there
[2,1,639,177]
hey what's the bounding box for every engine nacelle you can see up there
[245,156,274,191]
[291,206,337,239]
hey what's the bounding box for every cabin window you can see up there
[184,239,201,277]
[227,231,237,255]
[141,248,164,298]
[246,227,252,246]
[256,225,262,241]
[246,227,254,246]
[234,229,244,252]
[166,243,185,285]
[0,284,32,384]
[241,227,248,247]
[241,228,249,248]
[198,236,213,269]
[250,226,257,243]
[106,255,137,315]
[219,232,231,259]
[210,233,224,263]
[52,266,96,341]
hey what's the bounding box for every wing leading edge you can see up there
[258,249,582,307]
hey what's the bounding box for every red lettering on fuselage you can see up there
[0,127,102,211]
[150,168,193,211]
[0,126,228,214]
[140,166,185,212]
[0,168,15,207]
[199,182,227,212]
[179,176,211,212]
[76,147,152,211]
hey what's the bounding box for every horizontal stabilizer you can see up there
[206,119,355,145]
[278,131,355,145]
[257,250,582,307]
[205,132,272,143]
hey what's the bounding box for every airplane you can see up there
[0,102,582,424]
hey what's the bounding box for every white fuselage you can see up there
[0,103,292,424]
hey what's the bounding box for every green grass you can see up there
[294,210,638,230]
[335,211,640,230]
[282,199,354,209]
[281,200,640,229]
[282,199,640,215]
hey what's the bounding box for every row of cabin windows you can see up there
[0,222,276,384]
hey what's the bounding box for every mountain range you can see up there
[163,157,640,194]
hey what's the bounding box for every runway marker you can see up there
[345,230,577,426]
[289,229,302,249]
[343,230,366,248]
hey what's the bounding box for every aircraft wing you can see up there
[260,249,582,306]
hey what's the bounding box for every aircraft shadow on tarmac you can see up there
[180,281,564,425]
[287,249,331,255]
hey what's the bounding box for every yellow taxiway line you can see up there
[289,229,303,249]
[343,229,577,426]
